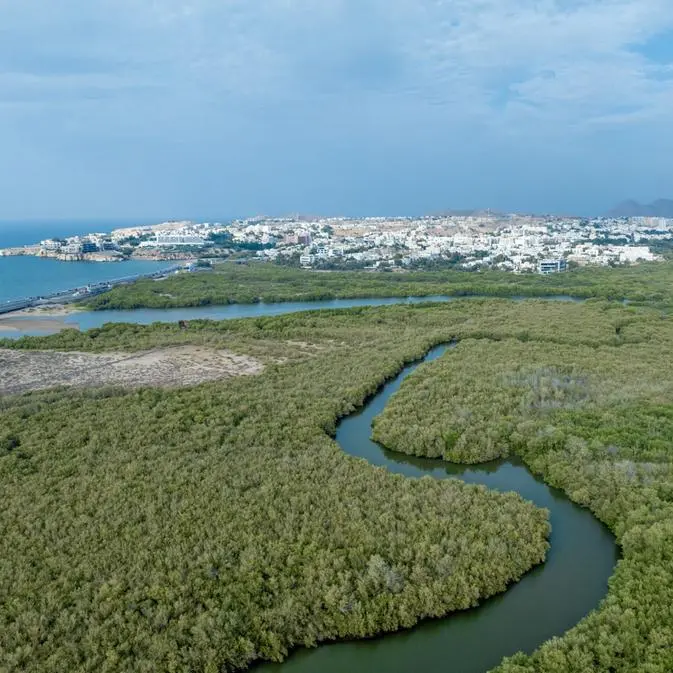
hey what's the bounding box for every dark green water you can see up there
[0,291,618,671]
[255,344,618,673]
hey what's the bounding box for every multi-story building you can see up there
[153,233,209,246]
[81,240,99,254]
[538,259,567,274]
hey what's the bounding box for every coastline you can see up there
[0,237,200,264]
[4,303,83,317]
[0,247,124,262]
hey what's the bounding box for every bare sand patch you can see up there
[2,304,80,318]
[0,305,82,335]
[0,318,73,334]
[0,346,263,395]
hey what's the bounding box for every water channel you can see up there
[0,294,580,339]
[0,296,619,671]
[255,343,618,673]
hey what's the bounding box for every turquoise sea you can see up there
[0,220,139,247]
[0,221,173,304]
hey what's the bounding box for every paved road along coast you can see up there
[0,263,187,315]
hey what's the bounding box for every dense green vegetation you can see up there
[5,296,673,671]
[374,307,673,672]
[83,261,673,310]
[0,303,552,672]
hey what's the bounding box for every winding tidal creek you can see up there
[256,343,618,673]
[0,293,619,672]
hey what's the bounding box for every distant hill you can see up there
[607,199,673,218]
[432,209,504,217]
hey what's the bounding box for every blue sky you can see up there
[1,1,672,219]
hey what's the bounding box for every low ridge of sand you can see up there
[0,346,263,395]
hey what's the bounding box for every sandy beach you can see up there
[0,304,81,334]
[3,303,81,317]
[0,317,73,334]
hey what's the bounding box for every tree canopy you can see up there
[83,261,673,311]
[3,297,673,671]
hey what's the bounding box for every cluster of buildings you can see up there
[2,214,670,271]
[224,213,666,272]
[115,222,215,258]
[0,234,127,262]
[0,222,215,262]
[31,234,122,261]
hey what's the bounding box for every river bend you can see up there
[1,294,619,671]
[256,343,618,673]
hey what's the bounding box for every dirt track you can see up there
[0,346,263,395]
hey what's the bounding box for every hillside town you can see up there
[1,213,671,273]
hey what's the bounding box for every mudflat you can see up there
[8,304,79,317]
[0,305,79,334]
[0,346,263,395]
[0,317,72,333]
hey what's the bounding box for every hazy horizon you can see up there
[0,202,671,229]
[2,2,672,219]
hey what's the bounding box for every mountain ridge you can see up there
[606,199,673,218]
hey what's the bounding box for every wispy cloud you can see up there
[3,1,673,116]
[1,0,672,217]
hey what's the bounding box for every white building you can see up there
[619,247,656,263]
[538,259,567,274]
[151,233,210,246]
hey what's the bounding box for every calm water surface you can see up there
[0,284,618,670]
[255,344,618,673]
[0,256,174,304]
[0,221,175,304]
[0,295,581,339]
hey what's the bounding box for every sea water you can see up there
[0,221,174,304]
